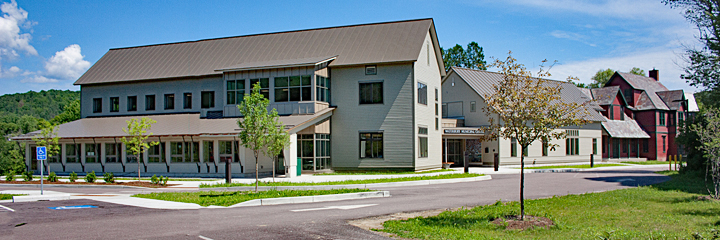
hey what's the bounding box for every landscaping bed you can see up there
[133,188,374,206]
[377,171,719,239]
[0,180,178,188]
[0,193,26,200]
[201,173,482,188]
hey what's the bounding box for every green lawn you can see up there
[0,194,26,200]
[314,169,455,175]
[55,176,216,181]
[132,189,373,206]
[201,173,482,188]
[522,163,625,169]
[380,171,719,239]
[621,160,672,165]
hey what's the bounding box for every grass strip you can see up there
[380,171,718,239]
[132,188,374,207]
[522,163,625,169]
[0,194,26,200]
[621,160,671,165]
[314,169,455,175]
[201,173,482,188]
[55,177,216,181]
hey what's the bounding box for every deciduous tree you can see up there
[238,83,287,192]
[120,117,159,181]
[689,107,720,199]
[441,41,487,72]
[32,120,60,174]
[481,52,593,220]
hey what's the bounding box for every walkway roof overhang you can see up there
[10,108,334,142]
[601,119,650,139]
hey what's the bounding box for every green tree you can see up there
[51,99,80,124]
[585,68,646,88]
[664,0,720,91]
[120,117,159,181]
[238,83,287,192]
[481,52,593,219]
[689,107,720,199]
[441,41,487,72]
[265,120,290,182]
[32,120,60,174]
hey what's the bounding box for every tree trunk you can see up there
[255,153,259,193]
[137,153,141,181]
[520,146,525,220]
[272,156,276,183]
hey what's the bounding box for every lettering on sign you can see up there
[443,129,482,134]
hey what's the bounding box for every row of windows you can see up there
[92,92,215,114]
[226,76,331,105]
[510,137,597,157]
[54,141,237,163]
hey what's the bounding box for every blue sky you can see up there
[0,0,698,95]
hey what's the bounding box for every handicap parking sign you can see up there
[36,146,46,161]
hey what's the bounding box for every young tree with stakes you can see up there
[480,52,593,220]
[238,83,288,192]
[120,117,159,181]
[32,120,60,174]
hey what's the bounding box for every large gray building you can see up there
[12,19,446,177]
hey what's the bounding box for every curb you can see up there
[0,183,148,189]
[526,164,669,173]
[225,191,390,208]
[13,194,71,203]
[213,175,492,191]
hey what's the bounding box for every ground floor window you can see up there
[147,143,165,163]
[203,141,214,163]
[219,141,238,162]
[443,139,462,163]
[105,143,121,163]
[566,138,579,155]
[125,145,143,163]
[85,143,100,163]
[315,134,331,170]
[511,138,517,157]
[171,142,200,162]
[299,134,314,170]
[360,132,383,158]
[593,138,597,155]
[542,141,548,156]
[47,145,60,163]
[66,144,80,163]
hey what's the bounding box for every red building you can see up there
[587,70,692,161]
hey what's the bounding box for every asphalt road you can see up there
[0,166,669,240]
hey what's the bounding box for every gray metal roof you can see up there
[656,90,685,111]
[11,108,333,140]
[75,19,443,85]
[215,56,337,72]
[590,86,621,105]
[602,119,650,138]
[448,67,605,122]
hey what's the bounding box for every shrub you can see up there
[162,176,169,186]
[103,172,115,183]
[150,174,159,184]
[85,171,96,183]
[48,172,58,182]
[69,172,78,182]
[5,170,15,181]
[22,171,33,181]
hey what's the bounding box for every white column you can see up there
[100,143,106,164]
[199,140,204,163]
[165,141,171,164]
[80,143,86,164]
[284,133,298,178]
[213,140,219,164]
[120,142,126,164]
[61,143,67,164]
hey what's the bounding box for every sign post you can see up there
[36,146,46,195]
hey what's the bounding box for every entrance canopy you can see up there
[11,108,334,141]
[442,127,484,139]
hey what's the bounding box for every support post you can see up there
[464,151,469,173]
[493,153,499,171]
[590,154,594,168]
[225,159,231,183]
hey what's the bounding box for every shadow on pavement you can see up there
[584,175,670,187]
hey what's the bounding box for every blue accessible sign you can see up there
[48,205,99,210]
[36,146,46,161]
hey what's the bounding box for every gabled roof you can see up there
[75,18,443,85]
[611,72,669,110]
[656,90,685,111]
[590,86,621,105]
[602,119,651,138]
[446,67,605,122]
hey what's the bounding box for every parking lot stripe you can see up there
[0,204,15,212]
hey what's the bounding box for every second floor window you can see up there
[110,97,119,112]
[359,82,383,104]
[317,75,330,102]
[183,93,192,109]
[145,95,155,111]
[275,75,311,102]
[93,98,102,113]
[164,94,175,110]
[250,78,270,99]
[659,111,665,125]
[201,91,214,109]
[127,96,137,112]
[418,82,427,105]
[226,79,245,105]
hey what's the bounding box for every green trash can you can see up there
[297,157,302,176]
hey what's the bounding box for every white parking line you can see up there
[198,235,213,240]
[0,204,15,212]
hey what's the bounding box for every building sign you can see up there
[444,129,482,134]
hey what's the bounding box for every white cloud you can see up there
[545,49,698,92]
[550,30,596,47]
[0,0,36,59]
[44,44,90,80]
[21,75,57,83]
[503,0,684,22]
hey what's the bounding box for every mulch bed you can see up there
[492,215,555,230]
[0,180,178,188]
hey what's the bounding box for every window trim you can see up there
[359,81,384,105]
[417,81,428,105]
[145,95,156,111]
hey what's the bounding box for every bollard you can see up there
[494,153,499,172]
[590,154,594,168]
[225,160,231,184]
[464,156,469,173]
[669,155,672,171]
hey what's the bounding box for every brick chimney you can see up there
[649,69,659,81]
